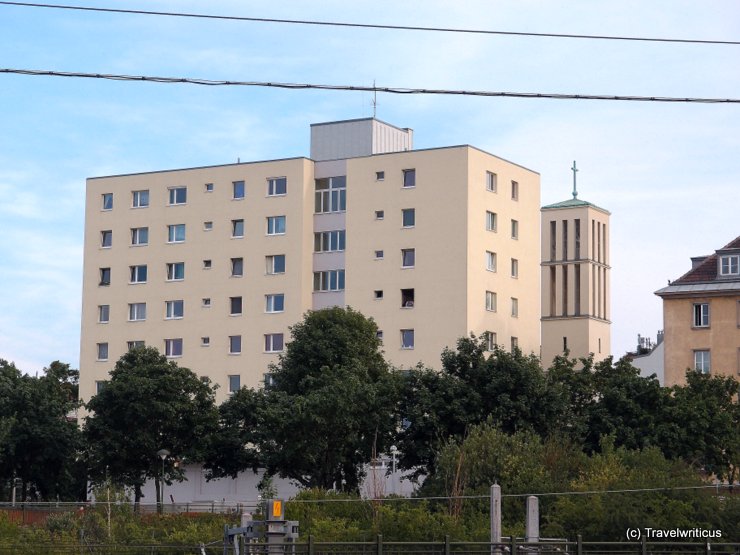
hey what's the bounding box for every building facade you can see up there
[540,188,611,368]
[655,236,740,386]
[79,118,542,404]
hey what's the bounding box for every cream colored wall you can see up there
[344,147,470,369]
[80,158,315,405]
[663,295,740,386]
[540,204,611,366]
[466,149,541,355]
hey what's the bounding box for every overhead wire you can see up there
[0,1,739,46]
[2,68,739,104]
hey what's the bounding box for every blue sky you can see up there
[1,0,739,372]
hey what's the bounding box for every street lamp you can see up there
[389,445,398,495]
[157,449,170,513]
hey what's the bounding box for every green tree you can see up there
[396,336,569,478]
[208,307,399,492]
[84,347,218,504]
[659,370,740,481]
[0,359,84,501]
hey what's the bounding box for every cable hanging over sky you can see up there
[1,1,739,46]
[1,67,739,104]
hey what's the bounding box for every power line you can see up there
[2,67,740,104]
[1,1,739,46]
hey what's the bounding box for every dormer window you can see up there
[719,255,739,276]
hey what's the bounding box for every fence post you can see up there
[445,534,451,555]
[510,535,516,555]
[376,533,383,555]
[705,540,711,555]
[308,535,314,555]
[576,534,582,555]
[641,534,647,555]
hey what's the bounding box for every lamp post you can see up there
[389,445,398,495]
[157,449,169,513]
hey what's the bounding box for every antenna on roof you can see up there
[372,80,377,118]
[571,160,579,199]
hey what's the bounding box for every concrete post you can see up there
[525,495,539,543]
[490,484,501,554]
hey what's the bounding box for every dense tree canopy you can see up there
[0,359,84,501]
[84,347,219,503]
[207,307,399,492]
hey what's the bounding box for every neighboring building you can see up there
[80,118,541,404]
[655,236,740,386]
[540,166,611,368]
[627,332,665,385]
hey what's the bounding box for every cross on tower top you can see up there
[571,161,579,199]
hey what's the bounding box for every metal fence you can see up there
[0,537,738,555]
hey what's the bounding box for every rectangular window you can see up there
[101,230,112,248]
[693,303,710,327]
[374,290,384,300]
[99,267,111,286]
[95,380,107,394]
[401,329,415,349]
[550,221,557,261]
[233,180,245,199]
[511,220,519,240]
[102,193,113,210]
[203,259,212,269]
[201,337,210,347]
[511,337,519,351]
[167,224,186,243]
[230,296,243,315]
[202,298,211,307]
[313,269,345,292]
[375,250,384,259]
[402,248,416,268]
[266,254,285,274]
[168,187,187,205]
[511,297,519,317]
[485,331,496,351]
[165,300,184,319]
[511,258,519,278]
[131,227,148,245]
[486,291,497,312]
[132,190,149,208]
[227,258,242,279]
[129,265,147,283]
[204,221,213,231]
[375,210,385,220]
[232,219,245,238]
[165,338,183,357]
[401,288,415,308]
[486,251,497,272]
[128,302,146,321]
[376,171,385,181]
[96,342,109,360]
[267,216,286,235]
[486,171,497,192]
[315,176,347,213]
[402,208,416,228]
[205,183,214,192]
[575,219,581,259]
[127,341,144,350]
[486,211,497,232]
[403,169,416,188]
[720,255,740,276]
[264,333,284,353]
[229,335,242,354]
[511,180,519,200]
[694,350,711,373]
[228,374,241,392]
[266,294,285,313]
[166,262,185,281]
[314,230,346,252]
[98,304,110,323]
[268,177,287,196]
[562,220,569,260]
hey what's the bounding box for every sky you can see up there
[1,0,739,373]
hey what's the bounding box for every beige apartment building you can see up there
[655,236,740,386]
[79,118,542,403]
[540,179,611,368]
